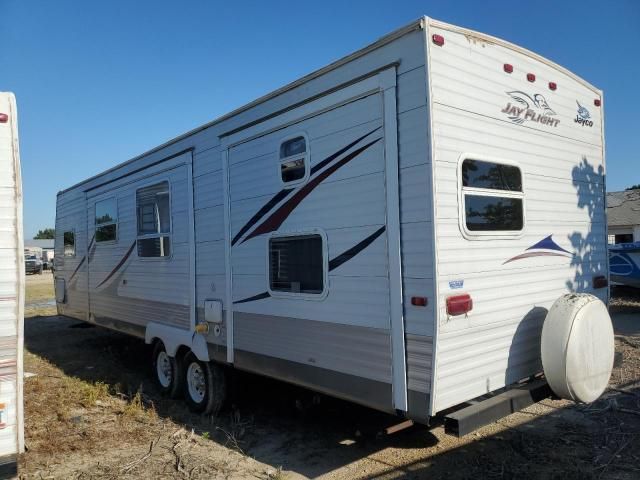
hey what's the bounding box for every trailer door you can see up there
[222,68,409,412]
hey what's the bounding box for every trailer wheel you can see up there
[182,352,226,415]
[151,341,182,398]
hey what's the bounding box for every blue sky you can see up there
[2,0,639,239]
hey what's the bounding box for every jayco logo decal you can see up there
[501,91,560,128]
[575,101,594,127]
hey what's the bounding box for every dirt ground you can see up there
[18,272,640,479]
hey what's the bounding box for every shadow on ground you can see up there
[24,300,640,479]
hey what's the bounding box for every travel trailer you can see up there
[54,18,613,434]
[0,92,25,475]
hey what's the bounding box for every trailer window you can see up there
[269,234,324,294]
[63,231,75,257]
[95,197,118,242]
[279,135,308,185]
[136,181,171,258]
[461,159,524,234]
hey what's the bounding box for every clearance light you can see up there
[447,294,473,316]
[594,99,601,107]
[503,64,513,73]
[432,34,445,46]
[593,276,608,289]
[549,82,557,91]
[0,113,7,123]
[411,296,428,307]
[527,73,536,82]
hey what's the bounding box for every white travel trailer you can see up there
[0,92,25,475]
[54,18,613,433]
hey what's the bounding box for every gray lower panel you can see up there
[406,334,433,393]
[407,389,430,423]
[234,349,393,413]
[234,312,392,384]
[92,315,146,338]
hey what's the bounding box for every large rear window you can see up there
[461,159,524,236]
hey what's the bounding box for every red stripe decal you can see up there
[96,241,136,288]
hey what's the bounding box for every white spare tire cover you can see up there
[541,293,614,403]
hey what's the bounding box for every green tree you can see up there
[34,228,55,239]
[626,184,640,191]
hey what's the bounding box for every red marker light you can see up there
[446,294,473,316]
[548,82,557,91]
[527,73,536,82]
[432,34,445,46]
[411,296,428,307]
[503,64,513,73]
[0,113,8,123]
[594,99,601,107]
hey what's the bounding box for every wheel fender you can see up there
[145,322,210,362]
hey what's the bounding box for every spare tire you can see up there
[541,293,614,403]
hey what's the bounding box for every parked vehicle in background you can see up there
[609,242,640,288]
[41,250,55,270]
[24,255,43,275]
[0,91,25,476]
[54,18,612,436]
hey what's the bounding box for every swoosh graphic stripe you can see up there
[242,137,382,244]
[329,226,386,271]
[96,241,136,288]
[234,291,271,304]
[234,224,386,304]
[309,126,382,176]
[503,251,572,265]
[231,126,382,246]
[231,189,292,246]
[69,256,87,283]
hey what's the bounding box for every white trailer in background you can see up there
[55,18,614,435]
[0,92,25,476]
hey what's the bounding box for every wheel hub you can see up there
[156,351,172,388]
[187,362,206,403]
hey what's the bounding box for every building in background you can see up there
[607,190,640,244]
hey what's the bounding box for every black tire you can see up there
[182,352,226,415]
[151,341,182,398]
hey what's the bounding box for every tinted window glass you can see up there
[63,231,75,256]
[281,159,306,183]
[462,160,522,191]
[96,224,117,242]
[137,182,170,235]
[95,198,117,225]
[465,195,523,231]
[137,237,171,258]
[280,136,306,157]
[136,181,171,258]
[269,235,323,294]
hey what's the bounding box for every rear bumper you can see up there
[444,379,552,437]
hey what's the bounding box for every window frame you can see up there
[277,132,310,188]
[265,229,329,300]
[63,229,76,257]
[134,178,173,261]
[457,154,526,240]
[94,196,119,244]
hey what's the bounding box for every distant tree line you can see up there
[34,228,55,239]
[626,185,640,191]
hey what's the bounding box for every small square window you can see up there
[269,234,324,294]
[63,231,75,257]
[279,136,308,185]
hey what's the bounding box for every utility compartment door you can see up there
[223,68,407,411]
